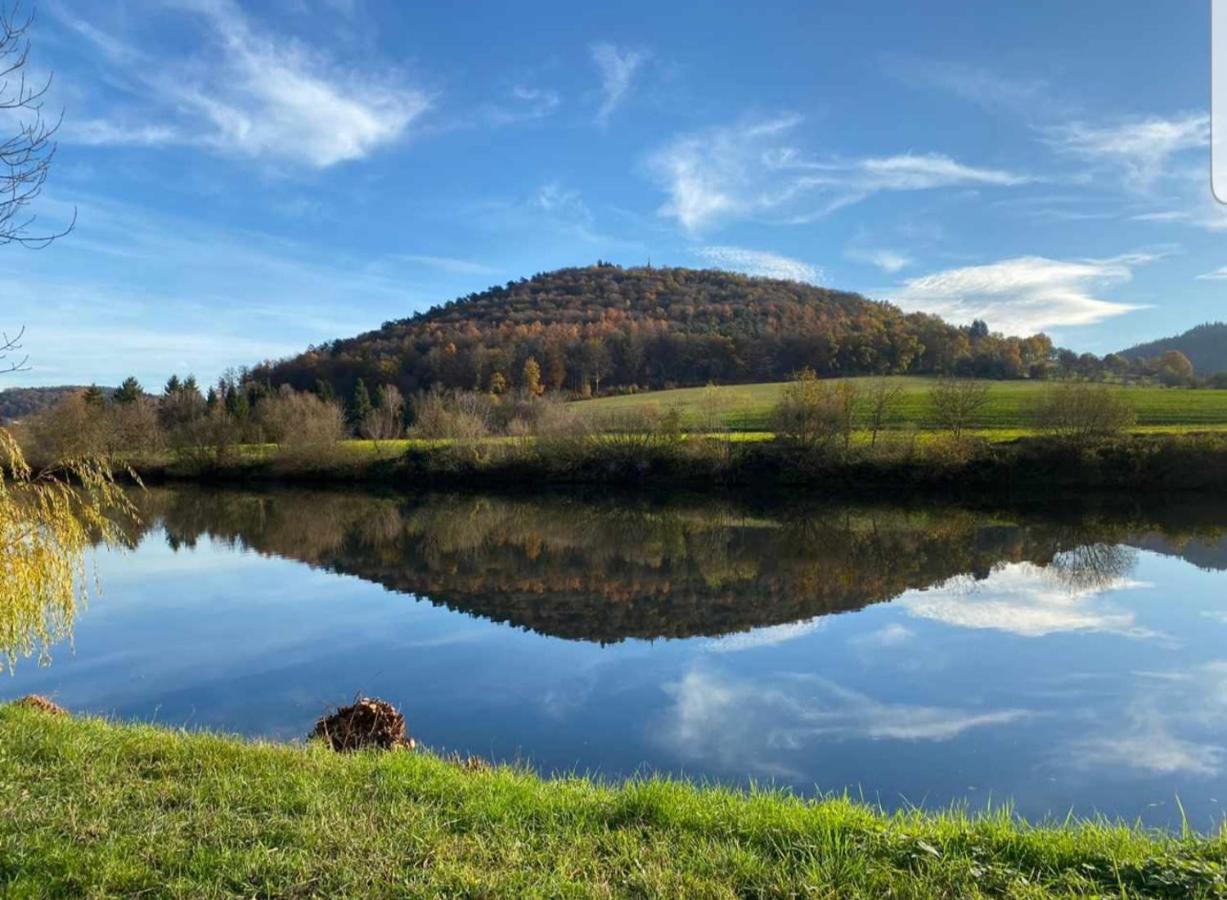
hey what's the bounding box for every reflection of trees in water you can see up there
[109,488,1226,645]
[1049,543,1138,592]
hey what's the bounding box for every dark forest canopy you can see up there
[249,264,1057,399]
[1119,322,1227,377]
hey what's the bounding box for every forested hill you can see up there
[251,264,1055,398]
[1118,323,1227,376]
[0,386,105,422]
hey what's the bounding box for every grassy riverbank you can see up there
[1,704,1224,898]
[124,431,1227,497]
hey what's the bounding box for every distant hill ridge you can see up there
[1119,322,1227,375]
[0,385,110,422]
[251,263,1055,398]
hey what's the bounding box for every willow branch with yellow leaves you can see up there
[0,427,137,669]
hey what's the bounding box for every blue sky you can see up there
[3,0,1224,387]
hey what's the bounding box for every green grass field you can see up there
[571,377,1227,432]
[2,703,1224,898]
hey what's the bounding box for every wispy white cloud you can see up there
[590,43,648,125]
[887,57,1056,118]
[470,181,644,251]
[395,254,498,276]
[512,84,560,114]
[695,246,822,283]
[478,84,561,126]
[1044,114,1209,192]
[847,247,912,273]
[53,0,430,168]
[897,60,1224,234]
[1130,210,1186,222]
[854,154,1024,190]
[1127,171,1227,233]
[893,255,1148,333]
[70,120,181,146]
[1196,267,1227,281]
[647,115,1028,232]
[533,181,592,223]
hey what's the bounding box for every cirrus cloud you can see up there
[1044,114,1209,191]
[55,0,431,168]
[590,43,648,125]
[647,115,1029,232]
[892,255,1148,333]
[847,247,912,274]
[695,246,822,283]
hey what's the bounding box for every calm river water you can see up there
[4,487,1227,829]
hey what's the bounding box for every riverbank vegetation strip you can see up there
[1,705,1224,897]
[16,373,1227,495]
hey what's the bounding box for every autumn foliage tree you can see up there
[522,357,543,397]
[1156,350,1194,386]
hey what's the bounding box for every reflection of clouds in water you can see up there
[900,555,1154,638]
[658,667,1029,780]
[1070,717,1223,776]
[851,623,914,648]
[400,630,490,649]
[540,681,593,720]
[1064,662,1227,777]
[705,618,826,653]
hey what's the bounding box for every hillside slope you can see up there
[1119,322,1227,375]
[0,386,105,422]
[251,264,1054,398]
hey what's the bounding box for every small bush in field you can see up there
[257,387,346,467]
[410,388,493,441]
[1032,382,1136,443]
[928,378,990,440]
[770,369,843,452]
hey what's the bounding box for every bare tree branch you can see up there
[1,1,73,248]
[1,325,29,374]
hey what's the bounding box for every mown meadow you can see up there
[572,376,1227,433]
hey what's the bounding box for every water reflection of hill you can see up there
[117,488,1226,644]
[1127,535,1227,571]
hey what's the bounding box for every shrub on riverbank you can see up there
[2,703,1223,897]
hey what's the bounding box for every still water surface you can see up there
[4,487,1227,829]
